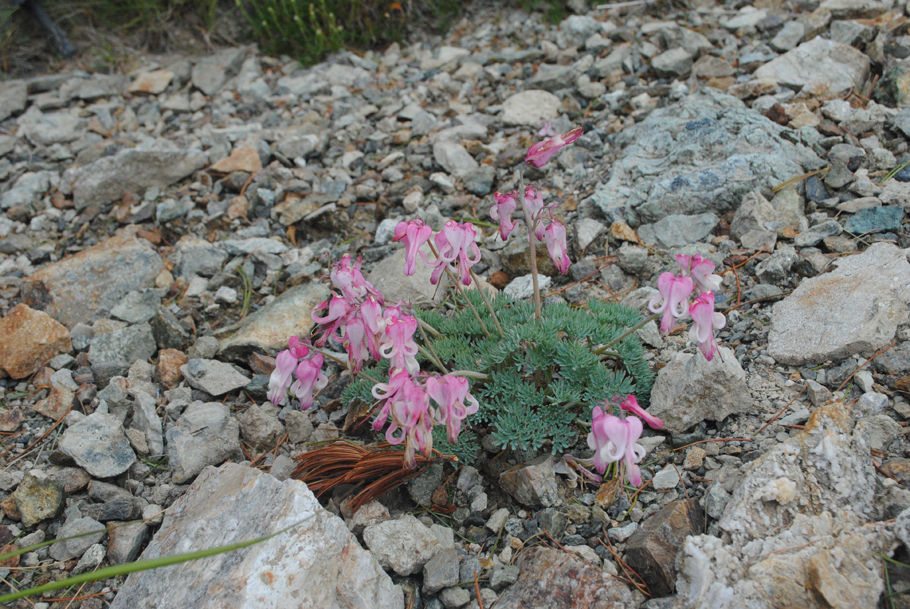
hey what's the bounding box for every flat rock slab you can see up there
[590,89,822,226]
[110,463,403,609]
[61,142,206,209]
[493,546,643,609]
[768,242,910,365]
[219,282,329,356]
[59,412,136,478]
[26,227,164,328]
[754,36,870,96]
[180,358,250,396]
[164,401,241,483]
[0,304,71,378]
[502,90,561,126]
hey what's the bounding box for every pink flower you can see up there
[394,219,433,276]
[268,348,300,406]
[525,126,583,168]
[426,374,479,443]
[587,406,646,486]
[331,254,381,303]
[543,221,571,274]
[618,394,662,430]
[289,353,328,410]
[374,374,433,468]
[287,336,309,359]
[689,292,726,361]
[312,295,352,346]
[648,272,694,333]
[379,313,420,374]
[677,254,721,293]
[491,192,518,241]
[524,185,546,238]
[430,220,481,286]
[538,120,556,137]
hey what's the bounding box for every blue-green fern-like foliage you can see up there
[343,291,654,464]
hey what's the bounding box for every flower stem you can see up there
[517,168,542,321]
[417,317,442,338]
[468,268,504,337]
[593,312,660,354]
[416,322,448,374]
[449,369,491,380]
[427,241,491,338]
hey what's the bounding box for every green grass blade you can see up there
[0,519,308,603]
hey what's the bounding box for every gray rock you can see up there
[238,404,283,451]
[591,90,821,225]
[649,347,752,433]
[285,409,314,443]
[651,465,680,490]
[499,455,559,507]
[433,140,479,177]
[408,462,445,507]
[49,516,105,561]
[107,521,151,563]
[530,63,575,91]
[1,170,55,210]
[173,236,227,278]
[17,106,82,145]
[637,213,717,248]
[504,274,552,300]
[770,21,806,52]
[27,227,164,328]
[768,243,910,365]
[794,219,842,247]
[367,246,445,307]
[652,47,694,76]
[191,47,246,96]
[754,245,797,284]
[12,471,64,526]
[363,514,439,576]
[89,323,157,383]
[111,463,402,609]
[501,90,561,126]
[165,401,241,483]
[423,547,460,594]
[61,142,206,209]
[180,359,250,396]
[440,587,470,608]
[73,543,106,574]
[490,564,520,590]
[0,79,27,121]
[59,412,137,478]
[754,36,870,96]
[111,290,161,324]
[131,391,164,456]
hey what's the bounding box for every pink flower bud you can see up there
[525,126,583,168]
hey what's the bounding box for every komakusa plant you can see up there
[269,123,726,491]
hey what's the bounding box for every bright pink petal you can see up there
[543,221,571,274]
[619,395,663,430]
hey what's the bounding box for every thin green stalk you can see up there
[593,313,660,355]
[449,369,490,381]
[0,519,311,604]
[417,343,448,375]
[427,241,491,338]
[517,168,542,321]
[417,317,442,338]
[468,267,504,337]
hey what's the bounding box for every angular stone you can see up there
[59,412,136,478]
[0,304,71,379]
[165,401,241,483]
[652,47,694,76]
[423,547,460,595]
[107,521,151,564]
[591,89,821,225]
[156,348,187,388]
[110,463,402,609]
[363,514,439,576]
[210,146,262,174]
[89,323,157,382]
[637,213,717,248]
[499,455,559,507]
[768,243,910,365]
[191,47,247,96]
[843,205,903,234]
[433,140,478,177]
[27,227,164,328]
[502,90,562,126]
[754,37,870,96]
[127,69,174,95]
[623,499,703,597]
[0,80,27,121]
[12,471,64,527]
[180,359,250,396]
[32,369,77,419]
[494,547,643,609]
[649,347,751,433]
[219,282,329,357]
[49,516,105,561]
[238,405,283,451]
[62,143,207,209]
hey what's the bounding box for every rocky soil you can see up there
[2,0,910,608]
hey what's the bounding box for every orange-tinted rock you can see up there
[127,69,174,95]
[157,348,188,388]
[0,304,71,379]
[210,146,262,174]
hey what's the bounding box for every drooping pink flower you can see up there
[379,313,420,374]
[287,336,310,359]
[523,185,546,239]
[430,220,481,286]
[491,192,518,241]
[677,254,721,293]
[289,353,328,410]
[312,295,353,346]
[543,221,571,274]
[331,254,381,303]
[426,374,479,443]
[618,394,663,430]
[267,349,300,406]
[648,272,694,333]
[538,120,556,137]
[394,219,433,276]
[525,126,583,168]
[587,406,646,486]
[374,374,433,468]
[689,291,726,361]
